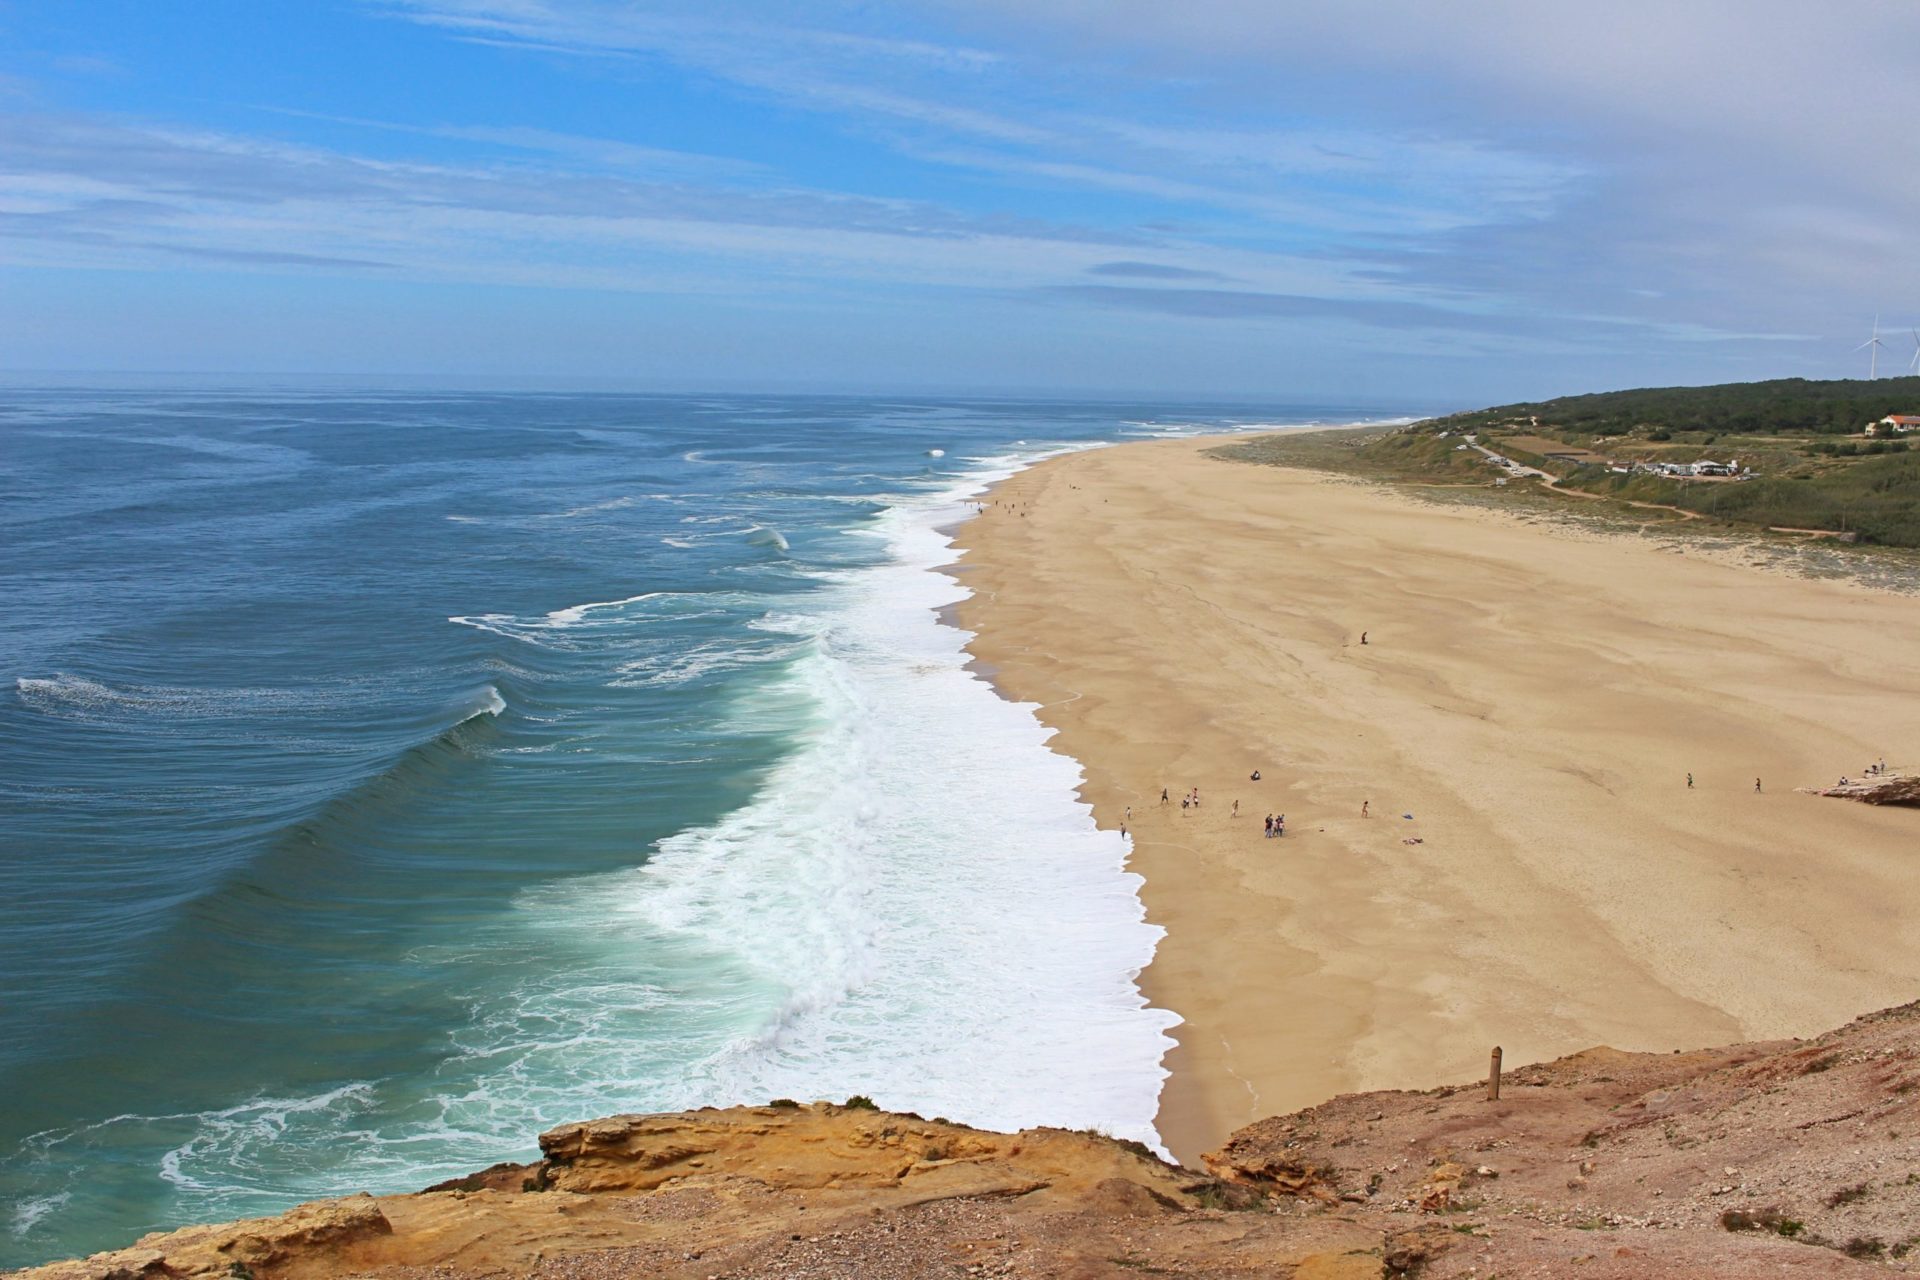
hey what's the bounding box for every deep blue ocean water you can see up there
[0,390,1395,1266]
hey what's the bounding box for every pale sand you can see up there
[950,435,1920,1166]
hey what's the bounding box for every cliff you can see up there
[17,1002,1920,1280]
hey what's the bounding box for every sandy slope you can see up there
[949,435,1920,1164]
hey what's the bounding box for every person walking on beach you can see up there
[1755,777,1763,793]
[1232,799,1239,817]
[1264,814,1273,838]
[1361,800,1369,818]
[1687,772,1693,789]
[1360,631,1368,645]
[1275,814,1286,837]
[1160,787,1169,805]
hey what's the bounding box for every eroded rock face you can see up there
[534,1106,1023,1193]
[20,1195,391,1280]
[1807,771,1920,805]
[19,1005,1920,1280]
[1202,1144,1337,1200]
[9,1107,1311,1280]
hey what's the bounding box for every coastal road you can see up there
[1467,440,1550,479]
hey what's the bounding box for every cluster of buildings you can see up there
[1608,458,1747,478]
[1864,414,1920,437]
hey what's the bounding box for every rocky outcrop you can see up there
[532,1105,1053,1195]
[18,1196,392,1280]
[1807,771,1920,806]
[19,1005,1920,1279]
[10,1105,1365,1280]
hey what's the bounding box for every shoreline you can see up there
[950,433,1920,1164]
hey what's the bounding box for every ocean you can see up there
[0,389,1395,1266]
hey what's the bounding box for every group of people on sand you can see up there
[1134,772,1384,843]
[1837,761,1890,787]
[1160,786,1206,811]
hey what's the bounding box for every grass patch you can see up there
[1187,1180,1266,1212]
[1107,1255,1174,1273]
[1721,1208,1804,1238]
[1073,1127,1156,1161]
[1826,1182,1871,1208]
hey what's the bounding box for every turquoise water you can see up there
[0,390,1394,1265]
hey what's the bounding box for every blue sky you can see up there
[3,1,1918,402]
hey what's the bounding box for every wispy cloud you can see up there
[260,107,767,179]
[0,111,1184,293]
[1088,261,1228,281]
[383,1,1580,239]
[1042,283,1805,346]
[1041,283,1529,333]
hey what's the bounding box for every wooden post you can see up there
[1488,1046,1503,1101]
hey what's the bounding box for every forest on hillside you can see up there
[1434,377,1920,437]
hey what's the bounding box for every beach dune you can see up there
[952,435,1920,1164]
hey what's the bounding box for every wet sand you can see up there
[950,435,1920,1164]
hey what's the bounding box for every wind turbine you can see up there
[1910,329,1919,376]
[1856,314,1886,378]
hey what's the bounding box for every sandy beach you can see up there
[950,434,1920,1165]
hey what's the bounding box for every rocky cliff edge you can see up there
[17,1000,1920,1279]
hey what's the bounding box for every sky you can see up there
[2,1,1919,403]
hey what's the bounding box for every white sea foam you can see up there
[9,1084,388,1232]
[448,593,747,648]
[154,1083,382,1194]
[497,443,1179,1148]
[543,594,667,627]
[743,525,789,552]
[542,496,638,519]
[7,1194,68,1238]
[466,685,507,720]
[610,638,800,689]
[13,672,407,721]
